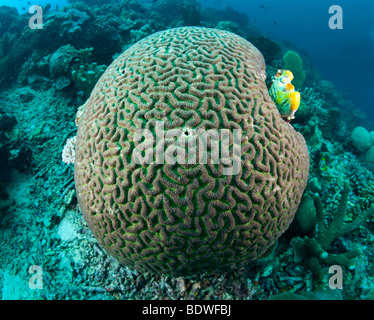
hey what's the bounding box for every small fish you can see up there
[273,21,277,25]
[260,5,268,11]
[269,70,301,121]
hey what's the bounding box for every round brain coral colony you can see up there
[74,27,310,275]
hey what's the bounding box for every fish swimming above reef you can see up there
[269,69,301,121]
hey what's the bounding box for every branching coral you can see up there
[71,62,106,98]
[292,180,374,284]
[69,48,107,98]
[292,87,327,126]
[302,87,325,111]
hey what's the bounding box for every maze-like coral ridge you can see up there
[74,27,309,275]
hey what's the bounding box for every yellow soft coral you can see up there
[269,69,301,121]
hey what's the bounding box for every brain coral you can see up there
[74,27,309,275]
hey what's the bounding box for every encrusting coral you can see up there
[73,26,310,276]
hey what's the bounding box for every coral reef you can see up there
[292,180,374,284]
[0,0,373,301]
[0,107,32,201]
[268,288,342,300]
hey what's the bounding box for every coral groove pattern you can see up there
[74,27,310,275]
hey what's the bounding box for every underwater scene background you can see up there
[0,0,374,300]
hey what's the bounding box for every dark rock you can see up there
[55,76,71,91]
[49,44,78,78]
[249,36,282,64]
[8,142,33,173]
[18,91,35,103]
[0,113,17,132]
[28,75,53,90]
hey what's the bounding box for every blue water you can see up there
[1,0,68,11]
[201,0,374,119]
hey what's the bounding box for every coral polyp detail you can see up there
[269,69,301,121]
[74,27,309,275]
